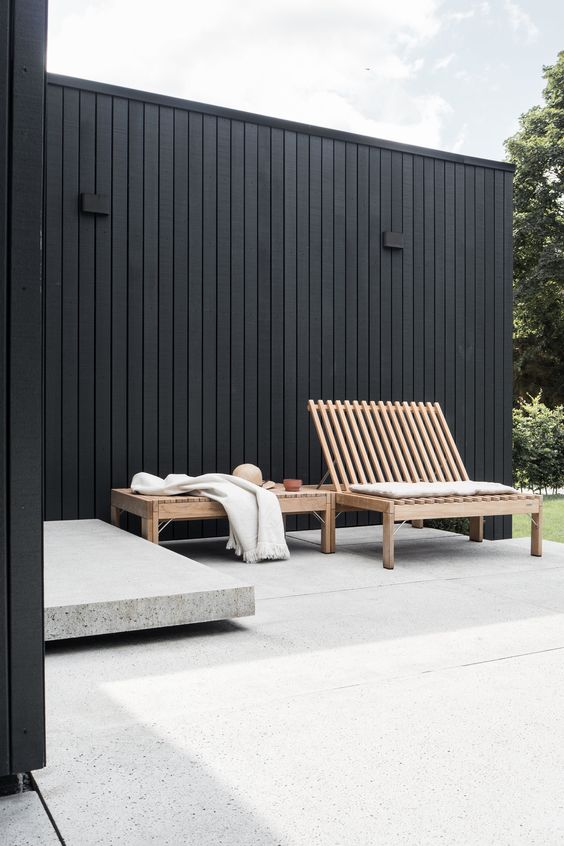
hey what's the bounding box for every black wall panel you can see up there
[1,0,46,776]
[44,75,514,539]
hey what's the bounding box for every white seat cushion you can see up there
[348,480,518,498]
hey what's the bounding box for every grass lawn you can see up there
[513,495,564,543]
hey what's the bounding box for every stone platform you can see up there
[44,520,254,640]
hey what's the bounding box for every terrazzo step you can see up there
[44,519,254,640]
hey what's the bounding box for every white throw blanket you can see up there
[130,472,290,563]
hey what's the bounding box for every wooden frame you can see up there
[111,485,336,554]
[308,400,542,569]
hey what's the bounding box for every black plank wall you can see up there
[0,0,46,777]
[44,75,514,540]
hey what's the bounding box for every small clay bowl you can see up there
[283,478,302,492]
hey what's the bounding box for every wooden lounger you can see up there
[308,400,542,569]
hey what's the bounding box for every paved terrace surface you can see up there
[34,525,564,845]
[0,792,59,846]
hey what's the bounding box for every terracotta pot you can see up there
[283,478,302,492]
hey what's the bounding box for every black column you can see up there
[0,0,47,777]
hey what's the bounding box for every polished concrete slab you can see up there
[35,527,564,844]
[44,520,254,640]
[0,792,60,846]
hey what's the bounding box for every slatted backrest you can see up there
[308,400,469,492]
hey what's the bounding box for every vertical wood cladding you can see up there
[1,0,46,776]
[44,76,514,539]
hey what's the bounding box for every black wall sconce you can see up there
[382,231,404,249]
[80,193,110,215]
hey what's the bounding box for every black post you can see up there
[0,0,47,777]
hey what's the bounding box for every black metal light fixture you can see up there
[382,231,404,249]
[80,193,110,215]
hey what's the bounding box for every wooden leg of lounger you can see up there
[469,516,484,542]
[383,513,395,569]
[412,519,424,529]
[111,506,122,528]
[320,496,336,553]
[531,503,543,557]
[141,515,159,544]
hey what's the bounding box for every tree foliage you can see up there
[512,394,564,492]
[505,52,564,405]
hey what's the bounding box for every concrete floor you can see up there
[35,525,564,845]
[0,792,60,846]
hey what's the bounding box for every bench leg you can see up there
[111,506,122,528]
[531,504,543,557]
[469,516,484,542]
[412,519,424,529]
[141,515,159,544]
[382,513,395,569]
[320,499,335,553]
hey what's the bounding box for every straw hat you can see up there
[232,463,275,490]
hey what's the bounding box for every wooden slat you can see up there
[78,93,97,508]
[143,102,160,475]
[361,401,393,480]
[44,83,63,519]
[111,96,129,503]
[370,401,401,480]
[393,402,426,481]
[308,400,342,492]
[327,401,358,484]
[410,402,445,481]
[379,402,412,480]
[95,94,113,517]
[388,402,419,481]
[402,403,435,481]
[344,401,375,483]
[352,401,384,481]
[416,402,451,481]
[319,401,349,490]
[425,402,466,480]
[433,403,469,479]
[336,400,367,483]
[403,407,432,480]
[284,130,297,481]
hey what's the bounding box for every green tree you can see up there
[513,393,564,492]
[505,52,564,406]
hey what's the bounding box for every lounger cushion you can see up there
[349,480,518,498]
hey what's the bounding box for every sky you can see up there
[47,0,563,162]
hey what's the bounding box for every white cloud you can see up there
[433,53,455,71]
[446,1,490,23]
[47,0,450,149]
[446,9,475,22]
[503,0,539,42]
[451,122,468,153]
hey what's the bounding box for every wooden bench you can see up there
[111,484,336,553]
[308,399,542,569]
